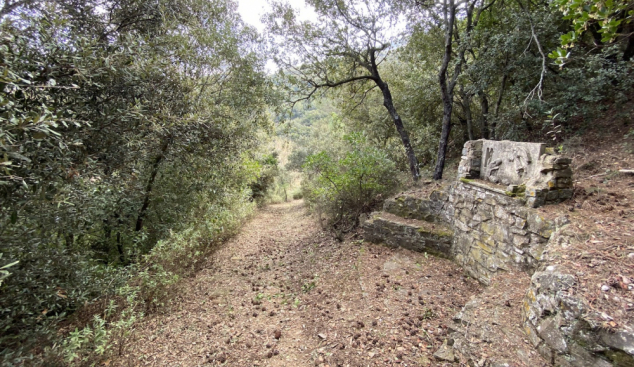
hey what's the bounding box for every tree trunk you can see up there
[478,91,490,139]
[494,74,507,117]
[434,100,453,180]
[623,28,634,61]
[462,92,474,141]
[135,137,170,232]
[458,117,469,144]
[491,72,508,138]
[377,81,420,181]
[116,233,124,263]
[433,0,457,180]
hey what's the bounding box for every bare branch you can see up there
[517,0,547,108]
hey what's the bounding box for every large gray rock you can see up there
[523,264,634,367]
[433,340,456,362]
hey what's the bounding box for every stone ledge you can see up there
[363,212,453,258]
[459,178,509,196]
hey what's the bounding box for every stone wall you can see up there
[364,139,634,365]
[449,181,561,284]
[362,213,454,258]
[376,180,561,284]
[397,181,559,284]
[458,139,574,208]
[522,230,634,367]
[365,177,634,365]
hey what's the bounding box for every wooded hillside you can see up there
[0,0,632,364]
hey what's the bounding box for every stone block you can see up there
[475,206,493,221]
[546,190,560,201]
[568,343,612,367]
[553,168,573,178]
[470,246,486,264]
[513,216,528,229]
[559,189,574,200]
[556,178,573,188]
[543,155,557,165]
[509,207,529,219]
[530,233,547,245]
[526,195,545,208]
[458,140,574,207]
[513,235,530,248]
[598,329,634,356]
[540,163,555,173]
[554,157,572,165]
[537,317,568,353]
[455,218,470,233]
[480,140,545,185]
[527,213,555,238]
[494,205,511,221]
[524,323,542,347]
[510,227,528,236]
[475,240,494,254]
[486,255,506,272]
[481,222,506,243]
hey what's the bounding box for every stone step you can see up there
[362,212,453,258]
[383,190,453,224]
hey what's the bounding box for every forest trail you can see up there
[112,201,543,367]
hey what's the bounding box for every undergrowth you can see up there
[12,192,256,367]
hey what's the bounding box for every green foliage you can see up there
[550,0,633,65]
[0,0,270,363]
[302,133,399,232]
[249,153,280,205]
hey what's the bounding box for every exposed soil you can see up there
[537,118,634,330]
[449,271,550,367]
[109,201,487,367]
[105,111,634,367]
[405,115,634,331]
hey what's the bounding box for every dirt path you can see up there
[113,201,512,367]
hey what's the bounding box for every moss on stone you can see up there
[505,184,526,198]
[604,349,634,367]
[459,177,474,184]
[417,226,453,238]
[437,229,454,237]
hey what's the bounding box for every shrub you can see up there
[302,133,399,232]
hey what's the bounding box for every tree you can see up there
[266,0,421,181]
[0,0,270,360]
[550,0,634,64]
[431,0,493,179]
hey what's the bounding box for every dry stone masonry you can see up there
[458,139,574,207]
[363,139,634,366]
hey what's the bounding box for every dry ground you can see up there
[109,201,493,367]
[537,118,634,330]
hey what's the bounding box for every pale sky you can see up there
[236,0,318,32]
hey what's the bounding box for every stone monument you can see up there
[458,139,573,207]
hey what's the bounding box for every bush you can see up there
[51,189,255,366]
[302,133,399,232]
[292,191,304,200]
